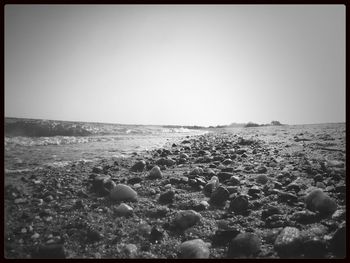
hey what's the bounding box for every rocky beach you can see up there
[4,123,346,259]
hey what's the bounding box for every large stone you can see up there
[274,227,302,257]
[255,174,269,185]
[173,210,201,231]
[305,189,337,216]
[178,239,210,258]
[217,172,232,181]
[329,224,346,258]
[227,233,261,258]
[110,184,138,202]
[159,190,175,204]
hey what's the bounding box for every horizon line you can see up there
[4,116,345,127]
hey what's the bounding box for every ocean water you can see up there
[4,118,208,172]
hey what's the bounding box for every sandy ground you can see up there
[4,124,346,258]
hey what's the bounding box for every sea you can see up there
[4,118,208,173]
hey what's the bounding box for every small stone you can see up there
[21,228,27,234]
[148,166,162,179]
[114,203,133,217]
[131,160,146,172]
[133,183,142,189]
[110,184,138,202]
[210,186,229,206]
[127,177,142,185]
[227,232,261,258]
[138,222,152,237]
[159,190,175,204]
[274,227,302,257]
[229,195,249,214]
[315,182,326,189]
[248,185,261,196]
[261,206,281,220]
[278,191,298,204]
[305,189,337,216]
[173,210,201,231]
[178,239,210,258]
[331,209,346,220]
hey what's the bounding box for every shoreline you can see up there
[4,127,346,258]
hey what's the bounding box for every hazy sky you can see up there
[5,5,345,126]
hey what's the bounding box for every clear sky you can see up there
[5,5,345,126]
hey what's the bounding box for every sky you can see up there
[5,5,345,126]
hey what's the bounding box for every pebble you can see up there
[194,200,210,211]
[222,159,232,165]
[274,227,302,257]
[159,190,175,204]
[210,186,229,206]
[227,232,261,258]
[173,210,201,230]
[305,189,337,216]
[257,166,267,173]
[14,198,28,204]
[114,203,133,217]
[148,166,162,179]
[178,239,210,258]
[130,160,146,172]
[110,184,138,202]
[229,195,249,214]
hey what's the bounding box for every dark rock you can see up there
[329,224,346,258]
[92,166,104,174]
[217,172,232,181]
[278,191,298,204]
[286,183,301,193]
[86,229,102,242]
[212,229,240,246]
[256,174,268,185]
[305,189,337,216]
[227,232,261,258]
[159,190,175,204]
[130,160,146,172]
[210,186,229,206]
[150,226,164,243]
[189,167,204,176]
[303,238,327,258]
[33,244,66,259]
[274,227,302,258]
[228,176,240,186]
[290,210,318,224]
[229,195,249,214]
[248,185,261,197]
[222,159,232,165]
[203,176,219,197]
[127,177,142,185]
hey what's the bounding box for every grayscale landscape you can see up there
[4,5,346,259]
